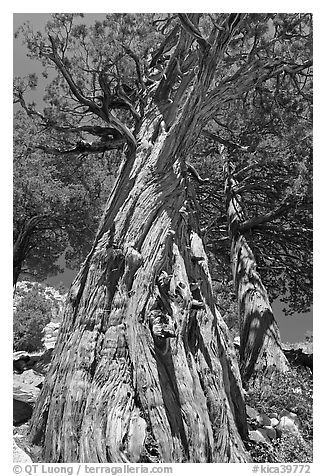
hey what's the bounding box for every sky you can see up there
[12,12,313,343]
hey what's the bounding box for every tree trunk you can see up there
[13,215,47,286]
[223,147,289,384]
[29,103,250,463]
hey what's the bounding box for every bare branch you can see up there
[202,130,250,151]
[36,139,125,156]
[120,44,146,90]
[47,35,137,151]
[240,199,293,233]
[178,14,210,52]
[47,35,97,110]
[186,162,210,184]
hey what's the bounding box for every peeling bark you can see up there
[223,147,289,384]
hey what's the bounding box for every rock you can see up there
[246,405,259,420]
[233,336,240,348]
[249,429,270,444]
[282,347,313,370]
[276,416,300,435]
[257,428,272,442]
[13,349,53,375]
[13,369,43,404]
[13,440,32,463]
[263,425,277,440]
[13,351,30,361]
[13,352,33,373]
[43,321,61,349]
[270,417,279,427]
[13,399,33,425]
[257,414,271,426]
[269,412,278,419]
[279,409,300,427]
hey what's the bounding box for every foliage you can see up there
[14,14,312,312]
[13,286,52,352]
[13,13,166,283]
[246,434,312,464]
[245,365,313,463]
[13,108,118,282]
[190,13,312,315]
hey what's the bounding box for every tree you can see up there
[223,146,289,383]
[186,13,312,381]
[13,13,312,462]
[13,107,118,286]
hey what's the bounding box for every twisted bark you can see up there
[30,106,249,462]
[28,14,253,463]
[223,147,288,384]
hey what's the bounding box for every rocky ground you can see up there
[12,343,313,463]
[12,285,313,463]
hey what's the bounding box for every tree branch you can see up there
[240,199,292,233]
[36,139,125,156]
[186,162,210,184]
[201,58,313,122]
[47,35,137,151]
[178,14,210,53]
[202,129,250,151]
[47,35,97,110]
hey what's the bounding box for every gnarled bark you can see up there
[27,14,254,463]
[223,147,289,384]
[29,102,250,462]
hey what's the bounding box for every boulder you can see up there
[276,416,300,435]
[279,409,300,427]
[270,417,279,427]
[257,428,272,442]
[233,336,240,349]
[257,414,271,426]
[13,352,32,373]
[13,440,32,463]
[13,369,43,404]
[269,412,278,419]
[263,425,277,440]
[246,405,259,420]
[249,429,270,444]
[13,349,53,375]
[43,321,61,349]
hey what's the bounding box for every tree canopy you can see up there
[14,13,312,313]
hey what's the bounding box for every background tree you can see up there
[186,12,312,380]
[13,13,312,463]
[13,105,119,286]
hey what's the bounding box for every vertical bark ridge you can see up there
[223,146,289,384]
[30,140,249,461]
[30,32,252,459]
